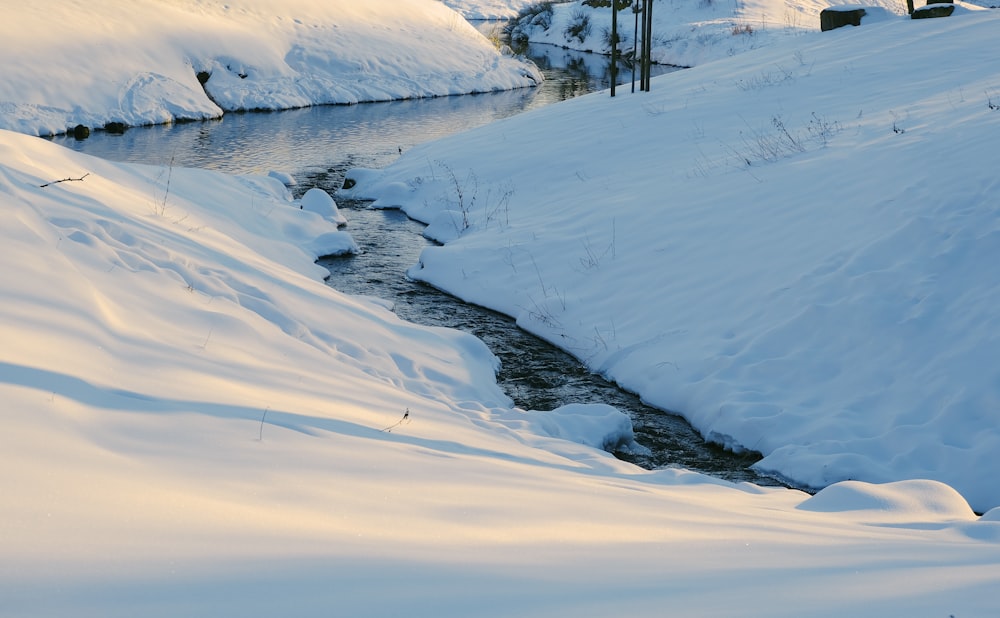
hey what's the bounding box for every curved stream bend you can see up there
[59,38,779,486]
[317,201,780,486]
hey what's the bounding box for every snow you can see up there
[300,186,348,226]
[0,0,541,137]
[347,8,1000,515]
[2,0,1000,615]
[442,0,543,20]
[507,0,929,67]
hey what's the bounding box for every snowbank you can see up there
[346,11,1000,513]
[2,119,999,617]
[509,0,921,67]
[443,0,543,20]
[0,0,541,137]
[3,1,1000,613]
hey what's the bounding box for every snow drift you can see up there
[346,10,1000,513]
[0,0,541,137]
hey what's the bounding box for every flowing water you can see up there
[57,41,780,485]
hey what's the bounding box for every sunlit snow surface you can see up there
[348,5,1000,516]
[0,0,541,136]
[1,0,999,616]
[442,0,542,19]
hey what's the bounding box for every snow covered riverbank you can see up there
[0,0,540,137]
[443,0,543,20]
[2,1,999,614]
[346,9,1000,514]
[2,123,999,618]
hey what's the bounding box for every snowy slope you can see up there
[442,0,543,19]
[346,9,1000,513]
[0,0,541,137]
[510,0,912,67]
[2,126,998,618]
[2,2,1000,615]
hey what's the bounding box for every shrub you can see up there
[505,2,555,47]
[565,9,593,44]
[514,2,555,30]
[583,0,633,7]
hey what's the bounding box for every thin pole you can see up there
[632,1,639,93]
[640,0,647,91]
[611,0,618,96]
[644,0,654,91]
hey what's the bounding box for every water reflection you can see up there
[52,41,678,183]
[50,95,536,179]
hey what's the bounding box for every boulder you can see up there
[103,121,127,134]
[912,3,955,17]
[820,7,867,31]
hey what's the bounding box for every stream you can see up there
[57,40,780,486]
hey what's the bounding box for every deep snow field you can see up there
[2,0,999,616]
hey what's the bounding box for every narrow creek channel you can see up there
[57,40,781,486]
[316,204,773,485]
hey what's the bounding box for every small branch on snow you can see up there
[382,408,411,433]
[257,407,270,441]
[39,173,90,188]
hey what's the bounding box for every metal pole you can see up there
[640,0,647,91]
[631,1,639,93]
[644,0,654,91]
[611,0,618,97]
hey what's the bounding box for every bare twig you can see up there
[39,173,90,188]
[257,407,270,441]
[382,408,411,433]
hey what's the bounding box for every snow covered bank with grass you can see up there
[443,0,543,20]
[346,10,1000,513]
[509,0,915,67]
[2,127,999,617]
[0,0,541,137]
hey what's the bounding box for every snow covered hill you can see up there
[2,1,999,615]
[0,0,540,137]
[442,0,543,19]
[347,8,1000,513]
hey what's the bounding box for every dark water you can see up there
[57,40,777,485]
[317,205,772,484]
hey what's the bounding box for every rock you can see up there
[820,7,867,31]
[103,121,127,134]
[196,71,211,85]
[72,124,90,140]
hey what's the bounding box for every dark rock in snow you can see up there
[912,3,956,18]
[820,7,867,31]
[104,121,127,134]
